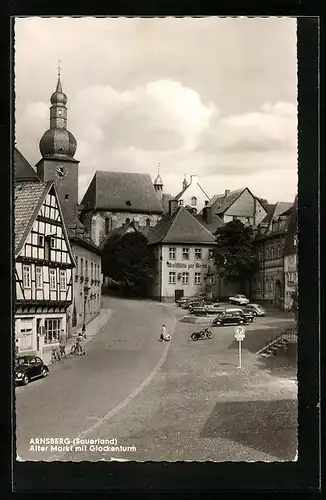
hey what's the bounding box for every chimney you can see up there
[205,200,209,206]
[169,199,179,216]
[225,189,230,198]
[190,174,198,185]
[203,206,212,224]
[182,176,188,190]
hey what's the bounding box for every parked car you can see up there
[192,302,224,316]
[176,297,189,307]
[244,303,266,316]
[187,300,205,311]
[212,310,251,326]
[229,294,250,305]
[15,355,49,385]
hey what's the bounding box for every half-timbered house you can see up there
[14,180,76,363]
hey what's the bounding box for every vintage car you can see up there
[15,355,49,385]
[192,303,224,316]
[244,303,266,316]
[229,294,250,305]
[187,300,206,311]
[212,310,252,326]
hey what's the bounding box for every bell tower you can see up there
[153,162,163,201]
[36,63,79,225]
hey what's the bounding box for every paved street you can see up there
[16,298,297,462]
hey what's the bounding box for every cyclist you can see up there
[76,333,85,355]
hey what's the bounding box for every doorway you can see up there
[175,289,184,302]
[275,280,282,307]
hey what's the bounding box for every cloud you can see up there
[14,17,297,204]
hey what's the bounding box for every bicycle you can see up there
[51,346,61,362]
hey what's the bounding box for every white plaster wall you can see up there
[178,176,210,213]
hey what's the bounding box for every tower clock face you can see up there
[55,165,67,179]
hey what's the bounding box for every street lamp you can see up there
[82,286,90,336]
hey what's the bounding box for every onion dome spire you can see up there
[39,63,77,159]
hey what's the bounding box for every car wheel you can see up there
[42,368,48,378]
[22,374,29,385]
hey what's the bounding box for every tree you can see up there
[102,231,155,297]
[213,220,258,293]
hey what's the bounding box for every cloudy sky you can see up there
[14,17,297,204]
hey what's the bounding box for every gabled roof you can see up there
[174,180,210,201]
[14,181,76,266]
[284,196,298,255]
[194,212,224,234]
[14,148,40,182]
[146,207,216,245]
[81,171,163,214]
[205,188,246,213]
[256,201,294,240]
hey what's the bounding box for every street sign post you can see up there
[234,326,246,368]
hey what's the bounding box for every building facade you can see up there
[206,187,268,227]
[80,170,163,246]
[14,181,76,364]
[283,197,298,310]
[252,202,293,308]
[173,174,211,214]
[147,203,216,302]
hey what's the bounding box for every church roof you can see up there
[81,171,163,214]
[146,206,216,245]
[14,148,40,182]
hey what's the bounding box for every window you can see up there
[22,265,31,288]
[35,266,43,289]
[85,260,88,278]
[80,258,84,276]
[49,269,56,290]
[195,248,202,260]
[179,200,184,206]
[169,247,176,260]
[271,246,275,259]
[194,273,201,285]
[208,249,214,260]
[182,248,189,260]
[191,196,197,206]
[50,237,56,249]
[169,272,176,284]
[266,247,270,260]
[105,216,112,234]
[91,262,94,280]
[65,194,69,200]
[37,235,44,246]
[266,279,269,292]
[75,256,78,274]
[60,270,67,291]
[276,244,281,258]
[146,218,150,227]
[44,318,61,344]
[182,272,189,285]
[270,278,274,291]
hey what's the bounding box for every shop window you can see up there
[44,318,61,344]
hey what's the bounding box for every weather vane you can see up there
[157,162,161,174]
[57,60,62,77]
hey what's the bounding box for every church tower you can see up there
[36,67,79,224]
[153,163,163,201]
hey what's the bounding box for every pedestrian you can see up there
[76,332,85,355]
[58,329,67,358]
[160,324,170,342]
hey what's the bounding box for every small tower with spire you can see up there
[154,162,163,200]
